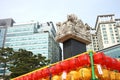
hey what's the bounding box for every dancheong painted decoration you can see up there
[11,51,120,80]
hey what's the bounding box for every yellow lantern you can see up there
[109,71,116,80]
[78,68,91,80]
[116,73,120,80]
[67,70,80,80]
[99,69,110,80]
[41,77,49,80]
[52,75,60,80]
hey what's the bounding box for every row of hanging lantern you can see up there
[13,51,120,80]
[94,52,120,71]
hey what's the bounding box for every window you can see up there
[103,34,107,37]
[101,24,105,27]
[104,41,108,44]
[109,27,112,30]
[104,37,108,40]
[112,40,115,43]
[103,31,106,33]
[111,34,114,36]
[102,27,106,30]
[109,24,112,26]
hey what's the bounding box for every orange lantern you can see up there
[93,52,105,65]
[78,68,91,80]
[77,54,90,67]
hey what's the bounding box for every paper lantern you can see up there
[110,58,118,70]
[78,68,91,80]
[104,56,112,69]
[36,70,43,79]
[30,71,41,80]
[99,69,110,80]
[67,70,80,80]
[60,60,70,72]
[77,54,90,67]
[93,52,105,65]
[41,78,49,80]
[26,73,32,80]
[116,62,120,72]
[50,66,57,75]
[54,63,62,74]
[109,71,116,80]
[41,68,50,78]
[116,73,120,80]
[15,76,26,80]
[52,75,60,80]
[69,58,77,70]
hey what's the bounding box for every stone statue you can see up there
[55,14,91,44]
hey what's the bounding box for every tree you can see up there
[0,48,50,78]
[0,47,14,79]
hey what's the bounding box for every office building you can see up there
[0,18,15,48]
[4,21,61,63]
[0,18,15,77]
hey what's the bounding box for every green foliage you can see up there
[0,48,50,78]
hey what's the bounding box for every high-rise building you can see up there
[0,19,61,63]
[0,18,15,48]
[0,18,15,77]
[86,33,99,51]
[93,14,120,50]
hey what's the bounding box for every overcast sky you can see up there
[0,0,120,28]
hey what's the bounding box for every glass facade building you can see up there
[4,21,61,63]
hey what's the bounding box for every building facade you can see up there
[0,18,61,63]
[0,18,15,48]
[4,21,61,63]
[86,31,99,51]
[95,14,120,50]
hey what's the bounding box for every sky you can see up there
[0,0,120,28]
